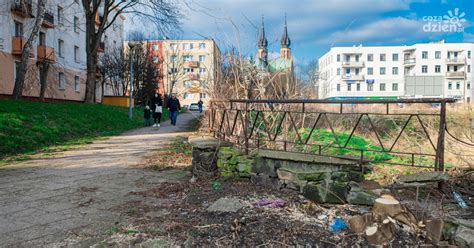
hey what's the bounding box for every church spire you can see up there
[257,15,268,49]
[281,14,291,48]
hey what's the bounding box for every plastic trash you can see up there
[452,191,468,209]
[255,198,286,208]
[329,217,348,232]
[211,181,221,190]
[318,214,328,220]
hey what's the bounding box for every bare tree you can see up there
[100,46,126,97]
[81,0,181,103]
[12,0,47,99]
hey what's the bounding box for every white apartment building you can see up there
[0,0,124,101]
[318,41,474,102]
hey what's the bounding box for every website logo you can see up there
[422,8,466,33]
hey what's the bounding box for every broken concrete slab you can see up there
[398,172,449,183]
[207,197,245,212]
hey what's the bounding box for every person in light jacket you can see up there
[151,93,163,127]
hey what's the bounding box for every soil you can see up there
[101,176,423,247]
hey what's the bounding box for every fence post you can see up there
[244,102,249,155]
[435,101,446,172]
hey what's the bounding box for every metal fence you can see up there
[208,98,455,171]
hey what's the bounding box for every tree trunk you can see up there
[39,62,50,100]
[12,0,47,99]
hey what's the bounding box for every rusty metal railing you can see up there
[208,98,455,171]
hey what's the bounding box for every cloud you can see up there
[464,32,474,42]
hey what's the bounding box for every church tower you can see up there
[280,15,291,60]
[257,15,268,66]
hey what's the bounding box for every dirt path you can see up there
[0,112,200,247]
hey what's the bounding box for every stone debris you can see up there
[207,197,245,212]
[398,172,449,183]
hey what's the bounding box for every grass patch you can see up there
[138,136,193,170]
[0,99,169,160]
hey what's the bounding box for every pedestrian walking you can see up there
[144,106,152,126]
[151,93,163,127]
[198,99,203,113]
[167,94,181,126]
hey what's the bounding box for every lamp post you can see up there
[128,41,138,120]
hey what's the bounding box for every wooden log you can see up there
[373,197,417,227]
[365,218,395,245]
[348,213,373,234]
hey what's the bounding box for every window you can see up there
[380,83,386,91]
[170,43,177,50]
[337,68,341,75]
[183,81,192,87]
[200,93,207,99]
[367,54,373,61]
[58,39,64,57]
[392,53,398,61]
[170,68,178,73]
[170,55,177,62]
[448,82,452,90]
[345,55,350,62]
[392,83,398,91]
[199,43,206,50]
[183,43,193,50]
[422,51,428,59]
[183,55,193,62]
[356,83,360,91]
[153,56,159,63]
[422,65,428,73]
[14,21,23,37]
[183,93,193,99]
[355,55,360,62]
[392,67,398,75]
[74,46,79,62]
[468,51,471,59]
[367,67,373,75]
[468,82,471,90]
[199,55,205,62]
[74,16,79,33]
[57,6,63,25]
[337,54,340,62]
[380,67,386,75]
[152,44,159,51]
[367,84,373,91]
[39,32,46,46]
[347,83,352,91]
[74,76,80,92]
[456,82,460,90]
[58,72,65,89]
[183,68,194,73]
[355,68,360,75]
[380,54,386,61]
[435,65,441,73]
[435,51,441,59]
[199,68,206,75]
[468,65,471,73]
[336,84,341,92]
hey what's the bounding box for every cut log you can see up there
[373,197,403,218]
[365,220,395,245]
[425,219,444,245]
[348,213,374,234]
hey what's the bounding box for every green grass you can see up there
[0,99,169,160]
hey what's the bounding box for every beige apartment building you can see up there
[161,39,221,107]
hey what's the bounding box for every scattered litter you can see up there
[255,198,286,208]
[329,217,348,232]
[210,181,221,190]
[318,214,328,220]
[452,191,468,209]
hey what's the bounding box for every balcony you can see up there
[446,56,466,65]
[98,42,105,53]
[341,61,364,67]
[445,71,466,79]
[341,74,364,81]
[187,61,199,68]
[188,73,199,80]
[12,36,34,57]
[403,58,416,66]
[11,0,34,18]
[42,11,54,28]
[37,45,55,62]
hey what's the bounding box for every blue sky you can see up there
[129,0,474,65]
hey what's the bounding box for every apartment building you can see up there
[0,0,124,101]
[317,41,474,102]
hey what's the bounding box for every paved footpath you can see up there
[0,112,200,247]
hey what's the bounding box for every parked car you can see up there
[189,103,200,111]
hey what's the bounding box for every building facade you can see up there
[317,41,474,102]
[0,0,124,101]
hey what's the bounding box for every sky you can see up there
[127,0,474,65]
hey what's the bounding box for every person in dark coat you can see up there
[198,99,203,113]
[167,94,181,126]
[151,93,163,127]
[144,106,152,126]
